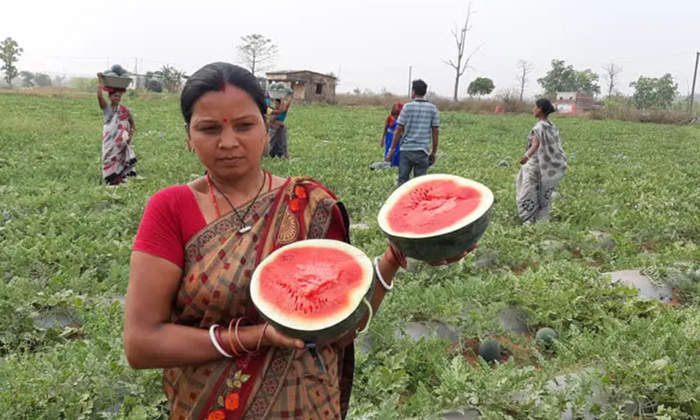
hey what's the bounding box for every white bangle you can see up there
[209,324,233,358]
[374,257,394,291]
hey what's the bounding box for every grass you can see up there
[1,92,700,419]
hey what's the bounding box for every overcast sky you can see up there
[5,0,699,98]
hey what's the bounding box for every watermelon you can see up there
[250,239,375,342]
[536,327,557,349]
[478,339,502,362]
[378,174,494,262]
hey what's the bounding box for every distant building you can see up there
[555,91,595,114]
[265,70,337,103]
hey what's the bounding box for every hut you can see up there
[265,70,336,103]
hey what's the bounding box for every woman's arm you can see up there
[127,113,135,137]
[96,74,107,110]
[520,134,540,164]
[124,252,304,370]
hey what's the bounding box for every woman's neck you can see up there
[209,168,265,199]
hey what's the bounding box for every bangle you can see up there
[235,317,255,354]
[209,325,233,358]
[256,323,270,352]
[228,318,241,356]
[374,256,394,291]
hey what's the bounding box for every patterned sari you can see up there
[102,104,136,185]
[515,120,567,222]
[163,177,354,420]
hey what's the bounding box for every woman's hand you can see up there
[519,155,529,165]
[262,325,305,350]
[426,244,478,266]
[385,149,394,162]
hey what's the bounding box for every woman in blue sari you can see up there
[381,102,403,167]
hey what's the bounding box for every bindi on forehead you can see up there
[223,118,228,123]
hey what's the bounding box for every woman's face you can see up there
[110,92,122,104]
[187,85,266,181]
[391,104,400,116]
[533,105,542,118]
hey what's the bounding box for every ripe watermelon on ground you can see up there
[250,239,375,342]
[378,174,494,262]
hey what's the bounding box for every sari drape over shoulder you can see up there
[163,177,354,420]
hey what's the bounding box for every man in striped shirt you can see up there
[386,79,440,186]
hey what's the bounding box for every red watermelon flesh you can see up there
[387,179,484,235]
[258,247,364,319]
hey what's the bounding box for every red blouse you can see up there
[133,184,347,268]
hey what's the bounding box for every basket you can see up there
[103,75,133,89]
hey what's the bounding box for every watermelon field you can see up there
[3,91,700,419]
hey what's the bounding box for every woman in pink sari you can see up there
[124,62,469,420]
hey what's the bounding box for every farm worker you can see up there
[495,105,502,114]
[380,102,403,167]
[386,79,440,187]
[97,73,137,185]
[516,98,567,223]
[124,62,474,420]
[268,92,292,159]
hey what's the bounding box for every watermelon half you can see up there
[250,239,375,342]
[378,174,493,262]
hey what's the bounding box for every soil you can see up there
[455,336,541,368]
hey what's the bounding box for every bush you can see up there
[588,95,690,124]
[336,92,531,114]
[68,77,98,93]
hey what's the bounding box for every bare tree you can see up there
[443,3,481,101]
[517,59,533,101]
[236,34,278,77]
[603,62,623,96]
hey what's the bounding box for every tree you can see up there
[53,75,65,87]
[155,65,186,93]
[443,3,481,101]
[34,73,52,87]
[20,71,34,87]
[575,69,601,95]
[467,77,495,97]
[236,34,278,77]
[602,63,623,97]
[517,59,533,101]
[0,37,23,85]
[630,74,678,110]
[537,59,600,95]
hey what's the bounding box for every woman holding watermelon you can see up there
[124,63,470,420]
[516,98,567,222]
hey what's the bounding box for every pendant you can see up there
[238,226,252,234]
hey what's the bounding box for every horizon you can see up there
[3,0,699,98]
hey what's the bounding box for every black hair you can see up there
[274,98,281,103]
[412,79,428,96]
[536,98,556,116]
[180,62,266,125]
[108,88,125,97]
